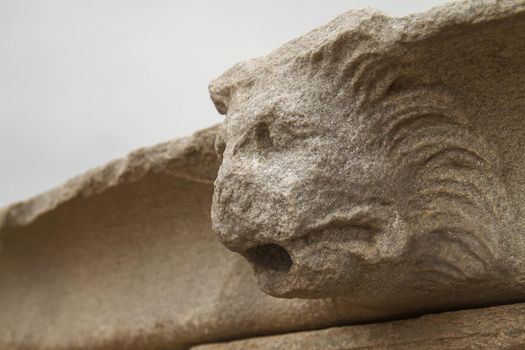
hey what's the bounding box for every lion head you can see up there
[208,14,523,303]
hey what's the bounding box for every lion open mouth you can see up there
[244,243,293,273]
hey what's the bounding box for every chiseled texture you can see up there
[2,1,525,350]
[210,0,525,317]
[192,303,525,350]
[0,126,221,350]
[0,126,420,350]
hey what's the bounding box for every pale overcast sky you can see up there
[0,0,449,206]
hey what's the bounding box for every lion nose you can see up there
[215,228,259,252]
[212,172,303,253]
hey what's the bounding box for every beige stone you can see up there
[192,303,525,350]
[210,0,525,315]
[0,126,221,349]
[2,1,525,349]
[0,127,402,350]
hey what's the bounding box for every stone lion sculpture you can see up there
[208,6,525,310]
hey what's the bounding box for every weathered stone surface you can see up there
[192,303,525,350]
[0,126,221,350]
[0,126,411,350]
[2,1,525,349]
[210,0,525,318]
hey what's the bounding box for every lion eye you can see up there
[254,122,273,150]
[253,121,300,152]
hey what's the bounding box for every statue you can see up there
[209,6,525,310]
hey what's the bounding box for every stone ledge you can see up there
[193,303,525,350]
[0,125,220,230]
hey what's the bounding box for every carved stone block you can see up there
[210,0,525,315]
[1,1,525,349]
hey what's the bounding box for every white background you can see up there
[0,0,449,206]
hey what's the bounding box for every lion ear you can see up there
[209,61,257,115]
[209,81,231,115]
